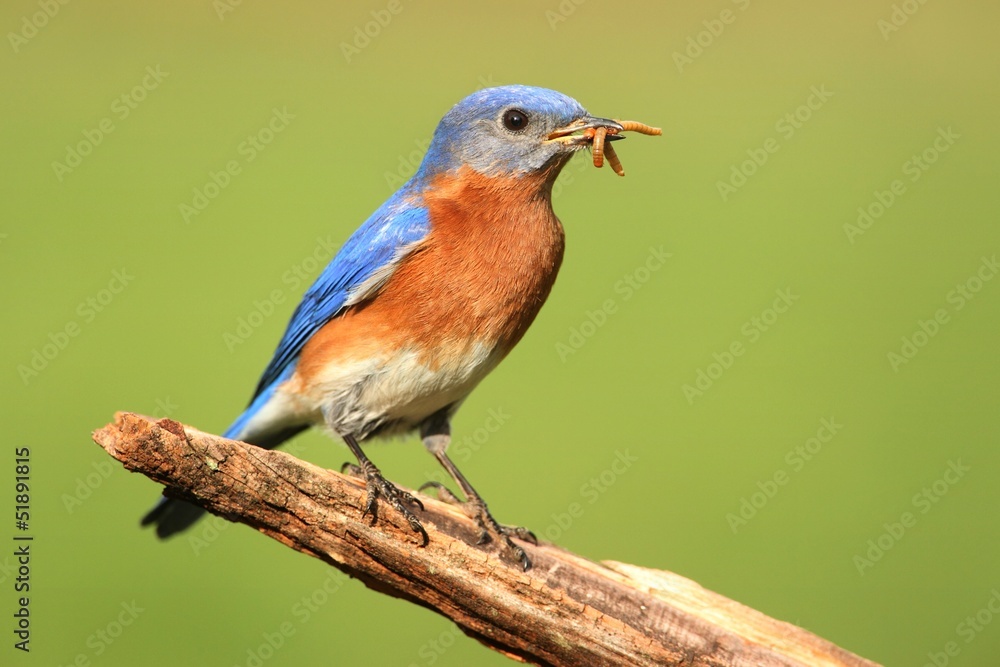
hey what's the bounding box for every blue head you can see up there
[416,85,623,182]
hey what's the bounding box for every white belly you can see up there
[284,341,504,439]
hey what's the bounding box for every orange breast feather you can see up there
[296,168,564,386]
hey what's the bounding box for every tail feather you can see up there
[140,495,208,538]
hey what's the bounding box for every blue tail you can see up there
[141,367,308,538]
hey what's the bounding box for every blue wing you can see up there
[144,188,431,537]
[250,189,430,402]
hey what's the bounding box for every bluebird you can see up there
[143,85,650,569]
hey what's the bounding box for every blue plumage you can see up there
[249,185,431,403]
[143,187,430,536]
[142,86,643,566]
[247,85,587,408]
[224,363,297,440]
[244,86,586,407]
[420,85,588,178]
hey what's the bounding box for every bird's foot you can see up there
[341,461,427,545]
[419,481,535,570]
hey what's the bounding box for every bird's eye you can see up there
[502,109,528,132]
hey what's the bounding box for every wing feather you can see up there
[250,191,430,400]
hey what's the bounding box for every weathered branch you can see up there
[93,412,879,667]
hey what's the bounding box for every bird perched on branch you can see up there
[143,85,657,569]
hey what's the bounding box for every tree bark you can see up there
[93,412,880,667]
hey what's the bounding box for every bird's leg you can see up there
[340,433,428,546]
[418,420,535,570]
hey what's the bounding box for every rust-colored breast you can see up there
[296,167,565,384]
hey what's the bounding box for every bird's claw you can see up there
[418,480,462,505]
[346,461,427,545]
[473,513,534,571]
[498,523,537,545]
[420,481,533,570]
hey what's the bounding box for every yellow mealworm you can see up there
[583,119,658,175]
[604,141,625,176]
[591,127,607,168]
[615,120,662,136]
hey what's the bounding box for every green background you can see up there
[2,1,998,665]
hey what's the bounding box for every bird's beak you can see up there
[546,116,626,146]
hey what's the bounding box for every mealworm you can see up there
[616,120,662,136]
[592,127,607,168]
[583,119,659,175]
[604,141,624,176]
[615,120,662,136]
